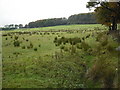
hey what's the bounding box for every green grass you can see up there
[2,24,108,33]
[2,24,118,88]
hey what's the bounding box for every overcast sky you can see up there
[0,0,93,27]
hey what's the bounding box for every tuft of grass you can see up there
[13,40,20,47]
[30,42,33,48]
[14,36,19,40]
[38,44,41,47]
[21,46,26,49]
[5,38,8,40]
[34,47,37,51]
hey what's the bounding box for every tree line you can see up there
[28,13,97,28]
[68,13,97,24]
[1,13,97,30]
[1,24,23,30]
[28,18,68,28]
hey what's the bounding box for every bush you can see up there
[103,68,115,88]
[34,48,37,51]
[106,44,114,52]
[26,39,29,42]
[101,40,108,46]
[39,33,42,35]
[82,37,85,41]
[86,56,116,88]
[53,37,58,43]
[81,42,90,51]
[22,46,25,49]
[76,43,82,49]
[56,39,62,46]
[63,46,69,52]
[55,44,58,46]
[72,38,81,45]
[71,46,76,54]
[30,43,33,48]
[60,45,65,50]
[61,36,65,40]
[27,46,31,49]
[96,33,103,41]
[54,37,57,40]
[100,35,108,46]
[13,52,20,55]
[13,40,20,47]
[14,36,19,40]
[38,44,41,47]
[58,35,60,37]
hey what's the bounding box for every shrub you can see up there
[106,44,114,52]
[72,38,81,45]
[56,39,62,46]
[81,42,90,51]
[30,42,33,48]
[38,44,41,47]
[76,43,82,49]
[71,46,76,54]
[54,37,57,40]
[101,40,108,46]
[55,44,58,46]
[47,33,50,35]
[58,35,60,37]
[72,41,76,45]
[60,45,65,50]
[63,46,69,52]
[82,37,85,41]
[27,46,31,49]
[52,33,55,34]
[13,52,20,56]
[14,36,18,40]
[34,48,37,51]
[65,38,69,43]
[96,33,103,42]
[54,37,58,43]
[86,34,90,39]
[86,56,116,88]
[103,67,115,88]
[100,35,108,46]
[26,39,29,42]
[61,36,65,40]
[40,33,42,35]
[44,32,46,35]
[22,46,25,49]
[13,40,20,47]
[5,38,7,40]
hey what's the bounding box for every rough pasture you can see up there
[1,24,119,88]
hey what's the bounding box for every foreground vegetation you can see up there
[2,24,119,88]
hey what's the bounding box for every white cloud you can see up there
[0,0,92,27]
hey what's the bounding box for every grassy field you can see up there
[2,24,108,32]
[1,24,119,88]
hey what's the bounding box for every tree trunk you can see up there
[109,26,111,31]
[111,17,117,30]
